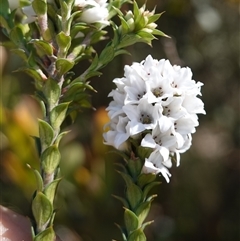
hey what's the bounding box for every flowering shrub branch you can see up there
[104,55,205,239]
[0,0,169,240]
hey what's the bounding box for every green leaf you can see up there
[137,173,156,189]
[41,145,61,174]
[54,130,71,147]
[31,39,53,56]
[0,0,10,19]
[124,208,139,235]
[135,200,153,225]
[133,1,140,21]
[0,15,9,30]
[148,12,164,24]
[56,31,71,56]
[115,223,128,241]
[142,182,161,199]
[128,228,146,241]
[56,58,74,76]
[43,78,61,110]
[99,45,115,66]
[14,67,43,82]
[9,26,25,46]
[11,49,28,61]
[34,227,55,241]
[114,49,130,57]
[85,71,102,80]
[27,164,43,191]
[119,16,130,35]
[44,178,61,204]
[135,12,147,31]
[127,158,143,179]
[152,28,170,38]
[112,195,129,208]
[38,119,54,152]
[63,82,95,101]
[119,172,143,210]
[126,183,143,210]
[136,146,152,161]
[137,31,155,41]
[117,34,141,49]
[50,102,69,130]
[32,192,52,229]
[32,0,47,15]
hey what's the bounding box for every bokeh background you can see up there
[0,0,239,240]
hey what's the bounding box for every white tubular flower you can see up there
[75,0,109,25]
[104,55,205,182]
[22,4,36,24]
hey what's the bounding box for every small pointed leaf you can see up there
[44,178,61,204]
[41,145,61,174]
[124,208,139,235]
[137,173,157,189]
[119,172,143,209]
[32,192,52,229]
[128,228,146,241]
[135,200,153,225]
[34,227,55,241]
[50,102,69,130]
[56,58,74,76]
[32,0,47,15]
[31,39,53,56]
[38,119,54,151]
[112,195,129,208]
[143,181,161,199]
[43,78,61,109]
[127,158,143,179]
[27,164,43,191]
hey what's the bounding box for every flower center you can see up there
[152,87,163,97]
[140,113,152,124]
[137,91,146,100]
[163,106,171,116]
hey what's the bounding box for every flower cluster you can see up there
[104,55,205,182]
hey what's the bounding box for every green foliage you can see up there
[32,192,53,230]
[32,0,47,15]
[0,0,167,239]
[115,155,158,241]
[38,119,54,152]
[44,178,62,204]
[31,40,53,57]
[50,102,69,130]
[41,145,61,174]
[43,78,61,111]
[34,227,55,241]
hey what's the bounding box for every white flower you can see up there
[103,116,129,149]
[22,4,37,24]
[75,0,109,25]
[104,55,205,182]
[123,98,162,135]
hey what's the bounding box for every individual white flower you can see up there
[75,0,109,25]
[104,55,205,182]
[142,152,172,183]
[123,98,162,136]
[21,0,54,24]
[22,4,37,24]
[103,116,129,150]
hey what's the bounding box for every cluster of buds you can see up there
[113,1,168,48]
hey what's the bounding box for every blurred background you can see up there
[0,0,239,240]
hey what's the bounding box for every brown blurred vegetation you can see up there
[0,0,239,240]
